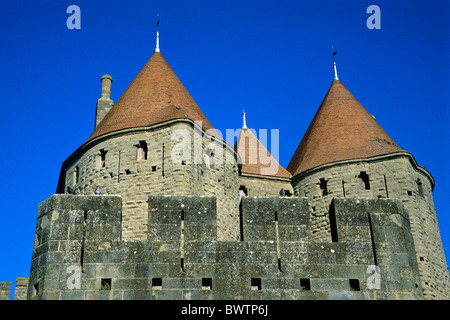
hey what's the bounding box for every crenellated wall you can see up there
[26,194,424,300]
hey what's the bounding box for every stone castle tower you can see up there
[5,32,448,300]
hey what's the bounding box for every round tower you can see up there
[56,50,240,241]
[287,73,449,299]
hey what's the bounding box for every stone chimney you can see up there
[95,74,114,129]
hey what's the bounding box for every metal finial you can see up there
[155,14,160,53]
[332,47,338,80]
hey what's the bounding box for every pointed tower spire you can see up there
[334,62,339,81]
[332,49,339,80]
[287,80,403,177]
[242,109,247,129]
[155,14,160,53]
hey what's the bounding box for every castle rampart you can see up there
[26,194,423,300]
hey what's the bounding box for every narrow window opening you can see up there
[181,160,187,165]
[349,279,360,291]
[125,169,131,175]
[202,278,212,290]
[137,141,148,161]
[358,172,370,190]
[97,149,107,168]
[384,175,389,198]
[329,203,338,242]
[319,178,328,196]
[417,179,424,197]
[300,278,311,291]
[407,191,413,196]
[251,278,261,290]
[152,166,157,172]
[73,166,79,185]
[33,283,39,296]
[100,278,111,290]
[239,185,248,197]
[342,180,346,197]
[180,210,185,272]
[368,213,378,265]
[152,278,162,290]
[419,256,424,261]
[205,148,213,168]
[275,211,282,272]
[277,258,283,273]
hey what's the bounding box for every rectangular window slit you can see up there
[349,279,360,291]
[384,175,389,198]
[319,178,328,196]
[329,203,338,242]
[300,278,311,291]
[97,149,107,168]
[417,179,424,197]
[100,278,111,290]
[358,171,370,190]
[33,283,39,296]
[136,141,148,161]
[152,166,157,172]
[152,278,162,290]
[202,278,212,290]
[251,278,261,290]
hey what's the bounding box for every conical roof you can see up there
[235,127,291,178]
[87,52,218,142]
[287,80,403,177]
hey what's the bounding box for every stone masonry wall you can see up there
[0,282,11,300]
[26,194,423,300]
[291,153,449,299]
[238,175,293,197]
[60,121,240,241]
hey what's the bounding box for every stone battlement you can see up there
[25,194,423,300]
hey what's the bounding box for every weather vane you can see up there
[332,45,338,80]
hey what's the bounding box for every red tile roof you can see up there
[287,80,403,177]
[235,128,291,178]
[86,52,219,142]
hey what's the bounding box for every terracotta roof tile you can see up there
[86,52,219,142]
[235,128,291,178]
[287,80,403,177]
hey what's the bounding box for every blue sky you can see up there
[0,0,448,298]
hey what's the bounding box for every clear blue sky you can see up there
[0,0,448,299]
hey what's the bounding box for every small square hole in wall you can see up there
[181,160,187,165]
[407,191,413,196]
[152,278,162,290]
[152,166,157,172]
[100,278,111,290]
[251,278,261,290]
[300,278,311,291]
[125,169,131,175]
[202,278,212,290]
[349,279,360,291]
